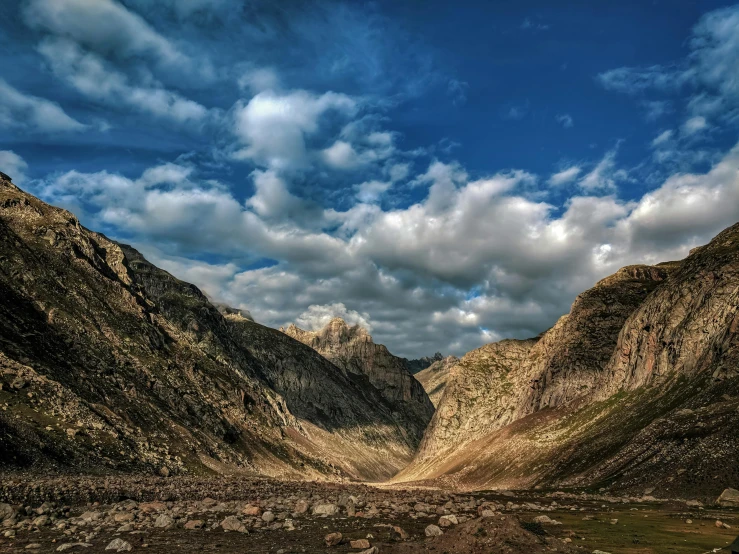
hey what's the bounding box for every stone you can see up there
[154,514,174,528]
[113,513,134,523]
[294,499,309,514]
[392,525,409,540]
[220,516,247,533]
[717,489,739,508]
[32,515,50,527]
[313,503,339,516]
[105,539,132,552]
[350,539,370,549]
[610,519,618,525]
[358,549,379,554]
[438,514,458,527]
[243,505,261,516]
[0,503,15,521]
[184,520,203,530]
[261,511,275,523]
[57,544,92,552]
[325,531,343,546]
[425,524,443,537]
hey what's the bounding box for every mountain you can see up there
[0,175,420,481]
[395,227,739,500]
[282,318,435,444]
[403,352,443,374]
[415,355,459,407]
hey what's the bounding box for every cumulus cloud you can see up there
[0,78,86,133]
[231,90,357,169]
[294,303,372,332]
[0,151,29,184]
[31,140,739,357]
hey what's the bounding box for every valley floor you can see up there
[0,475,736,554]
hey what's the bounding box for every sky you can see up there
[2,0,739,358]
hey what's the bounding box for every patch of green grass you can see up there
[550,508,737,554]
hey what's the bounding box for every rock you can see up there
[350,539,371,549]
[158,466,170,477]
[610,519,618,525]
[325,531,343,546]
[439,514,458,527]
[105,539,133,552]
[294,499,309,514]
[57,544,92,552]
[425,524,443,537]
[533,515,561,525]
[480,509,496,518]
[392,525,409,540]
[262,511,275,523]
[592,551,612,554]
[358,549,378,554]
[79,511,102,523]
[154,514,174,528]
[25,545,41,550]
[717,488,739,507]
[220,516,247,533]
[686,519,693,524]
[243,505,261,516]
[283,317,434,444]
[32,515,50,527]
[139,502,166,513]
[313,503,339,516]
[0,503,15,521]
[113,513,134,523]
[686,500,703,507]
[184,520,203,530]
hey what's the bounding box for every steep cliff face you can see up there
[282,318,435,445]
[415,355,458,407]
[0,176,416,480]
[396,233,739,499]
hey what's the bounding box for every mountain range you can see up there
[1,171,738,500]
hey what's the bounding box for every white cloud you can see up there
[237,67,280,93]
[355,180,391,203]
[24,0,190,70]
[548,166,581,186]
[0,151,29,184]
[294,303,372,332]
[681,115,709,136]
[579,148,620,192]
[232,90,357,169]
[37,38,211,126]
[556,113,574,128]
[651,129,674,147]
[0,78,86,133]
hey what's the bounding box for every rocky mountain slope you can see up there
[0,175,419,481]
[282,318,435,444]
[414,355,459,407]
[396,227,739,500]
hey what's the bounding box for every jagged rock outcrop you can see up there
[0,175,418,480]
[396,228,739,500]
[415,355,459,407]
[282,318,434,445]
[404,352,443,374]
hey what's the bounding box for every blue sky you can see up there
[2,0,739,357]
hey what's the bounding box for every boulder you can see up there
[325,532,343,546]
[425,524,443,537]
[717,489,739,508]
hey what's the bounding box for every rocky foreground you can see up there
[1,476,738,554]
